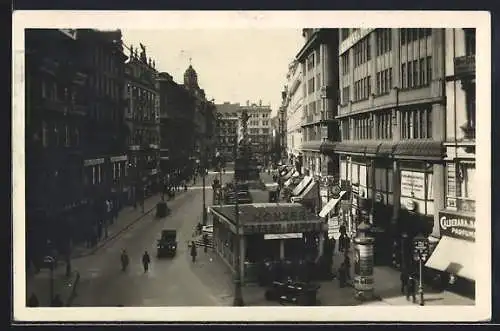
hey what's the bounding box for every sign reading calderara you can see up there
[439,211,475,242]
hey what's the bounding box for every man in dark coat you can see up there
[202,234,209,253]
[142,250,151,273]
[407,274,417,303]
[190,241,198,263]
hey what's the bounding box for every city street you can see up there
[70,172,235,306]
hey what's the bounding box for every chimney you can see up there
[246,100,249,106]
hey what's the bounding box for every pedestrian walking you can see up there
[28,293,39,307]
[121,249,129,272]
[196,222,203,236]
[142,250,151,273]
[202,233,209,253]
[400,270,409,295]
[51,294,64,307]
[343,253,351,280]
[407,274,417,303]
[338,262,347,288]
[190,241,197,263]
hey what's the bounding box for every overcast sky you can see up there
[122,29,303,115]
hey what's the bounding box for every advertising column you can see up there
[353,231,375,300]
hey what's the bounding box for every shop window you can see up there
[459,163,475,200]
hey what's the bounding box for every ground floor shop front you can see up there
[208,203,327,284]
[335,140,445,268]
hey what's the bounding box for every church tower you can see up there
[183,62,199,89]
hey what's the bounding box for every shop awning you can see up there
[291,180,318,202]
[425,236,474,281]
[292,176,313,196]
[282,169,295,180]
[318,191,348,218]
[393,140,444,160]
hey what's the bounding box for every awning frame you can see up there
[319,191,348,218]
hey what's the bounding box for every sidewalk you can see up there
[71,193,164,259]
[371,266,475,306]
[25,269,79,307]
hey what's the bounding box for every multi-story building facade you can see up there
[284,60,304,170]
[242,100,273,166]
[426,28,475,293]
[25,29,89,267]
[184,65,217,168]
[124,44,160,203]
[297,28,340,179]
[215,102,240,162]
[335,28,448,270]
[158,65,216,178]
[25,29,128,268]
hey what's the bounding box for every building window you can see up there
[341,53,350,76]
[316,49,321,64]
[341,86,350,105]
[401,108,432,139]
[376,68,392,95]
[316,73,321,90]
[353,76,371,102]
[400,28,431,45]
[341,120,350,140]
[401,56,432,89]
[353,114,372,140]
[376,28,392,56]
[92,166,96,185]
[308,78,315,94]
[307,53,315,71]
[354,37,371,67]
[375,111,393,139]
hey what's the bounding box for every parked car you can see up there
[157,229,178,258]
[264,280,320,306]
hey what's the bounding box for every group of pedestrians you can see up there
[120,249,151,273]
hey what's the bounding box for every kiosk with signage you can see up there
[208,203,326,284]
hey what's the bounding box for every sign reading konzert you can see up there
[439,211,475,242]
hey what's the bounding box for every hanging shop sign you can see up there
[401,171,425,200]
[264,233,303,240]
[110,155,128,163]
[439,212,475,242]
[84,158,105,167]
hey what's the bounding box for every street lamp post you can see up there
[233,175,244,306]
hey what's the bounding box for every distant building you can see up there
[241,100,273,165]
[215,102,240,162]
[157,64,216,177]
[284,60,304,168]
[296,28,340,179]
[124,43,161,202]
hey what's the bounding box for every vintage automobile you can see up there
[157,229,178,258]
[264,280,320,306]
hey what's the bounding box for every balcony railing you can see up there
[454,55,475,77]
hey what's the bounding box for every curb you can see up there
[73,204,157,259]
